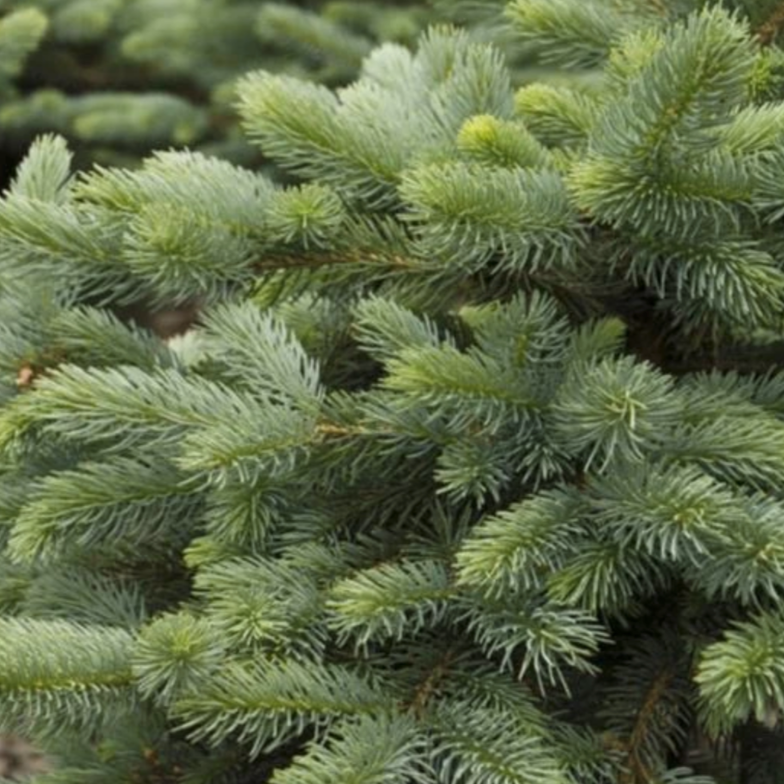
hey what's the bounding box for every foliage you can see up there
[0,0,432,181]
[5,1,784,783]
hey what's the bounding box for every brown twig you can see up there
[15,363,37,390]
[314,422,371,438]
[408,648,455,719]
[757,1,784,45]
[624,667,674,784]
[646,0,669,16]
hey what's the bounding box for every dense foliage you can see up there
[4,1,784,783]
[0,0,431,179]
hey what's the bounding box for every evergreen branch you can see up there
[237,72,406,209]
[249,209,429,305]
[461,597,609,691]
[0,195,132,301]
[457,114,552,169]
[50,306,178,371]
[456,489,586,599]
[400,162,583,274]
[513,83,601,148]
[675,371,782,423]
[21,570,147,629]
[194,557,326,658]
[745,368,784,414]
[553,356,681,470]
[384,344,545,431]
[269,713,431,784]
[353,297,450,362]
[627,666,676,780]
[402,25,514,136]
[427,698,567,784]
[8,456,202,562]
[546,538,670,615]
[73,149,275,228]
[696,612,784,735]
[0,556,30,615]
[569,150,751,240]
[121,203,258,302]
[7,134,72,205]
[326,559,455,646]
[687,494,784,604]
[623,237,784,331]
[0,618,135,735]
[564,317,627,367]
[70,149,278,302]
[751,149,784,221]
[176,403,316,483]
[663,413,784,491]
[198,302,323,411]
[435,432,520,504]
[550,723,622,784]
[434,652,548,733]
[199,476,298,551]
[570,8,758,239]
[406,646,456,719]
[349,390,454,451]
[174,659,395,757]
[586,463,739,563]
[132,613,227,705]
[264,183,347,251]
[505,0,649,68]
[9,364,263,451]
[713,104,784,155]
[460,290,572,370]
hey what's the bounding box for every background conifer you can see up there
[0,0,432,181]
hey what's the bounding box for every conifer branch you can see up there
[5,7,784,781]
[625,666,675,783]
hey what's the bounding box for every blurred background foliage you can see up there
[0,0,436,183]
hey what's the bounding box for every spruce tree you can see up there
[4,1,784,783]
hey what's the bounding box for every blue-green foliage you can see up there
[3,3,784,783]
